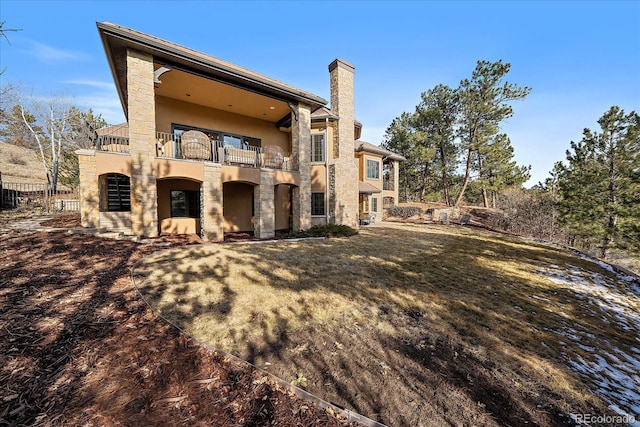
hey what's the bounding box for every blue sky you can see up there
[1,1,639,186]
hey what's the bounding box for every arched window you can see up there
[100,173,131,212]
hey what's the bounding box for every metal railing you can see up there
[96,130,298,171]
[1,181,79,212]
[155,132,296,171]
[96,124,130,153]
[383,180,394,191]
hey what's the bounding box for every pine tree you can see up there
[453,60,530,207]
[558,106,640,258]
[413,84,459,205]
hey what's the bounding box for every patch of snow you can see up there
[534,262,640,421]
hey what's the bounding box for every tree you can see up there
[557,106,640,258]
[453,60,530,207]
[382,112,420,202]
[1,91,106,191]
[413,84,459,205]
[476,133,531,208]
[0,21,22,76]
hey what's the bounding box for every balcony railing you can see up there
[96,131,297,171]
[383,180,394,191]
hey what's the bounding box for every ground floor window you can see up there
[370,197,378,213]
[311,192,325,216]
[105,173,131,212]
[170,190,200,218]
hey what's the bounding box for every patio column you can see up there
[254,169,275,239]
[202,163,224,242]
[127,49,158,237]
[291,102,311,231]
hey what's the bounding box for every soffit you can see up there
[155,67,290,122]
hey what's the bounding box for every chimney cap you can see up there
[329,58,355,73]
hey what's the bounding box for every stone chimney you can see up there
[328,59,359,228]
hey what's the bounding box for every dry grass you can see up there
[0,143,48,183]
[134,224,637,426]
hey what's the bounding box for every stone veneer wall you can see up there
[291,103,312,231]
[254,169,275,238]
[77,149,99,228]
[328,59,359,228]
[202,163,224,241]
[127,49,159,237]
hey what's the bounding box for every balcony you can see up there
[383,180,394,191]
[96,130,297,171]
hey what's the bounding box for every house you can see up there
[77,22,403,241]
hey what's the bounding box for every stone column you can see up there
[254,169,275,238]
[291,103,311,231]
[127,49,158,237]
[393,160,400,204]
[329,59,359,228]
[202,163,224,242]
[76,149,99,228]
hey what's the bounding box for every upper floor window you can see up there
[366,159,380,179]
[311,133,325,162]
[172,124,261,149]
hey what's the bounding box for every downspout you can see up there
[325,118,330,225]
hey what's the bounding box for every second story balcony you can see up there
[96,128,297,172]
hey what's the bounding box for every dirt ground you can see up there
[0,214,358,427]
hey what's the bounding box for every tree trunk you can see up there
[478,153,489,208]
[439,146,451,206]
[454,146,473,207]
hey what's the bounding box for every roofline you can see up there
[355,141,406,161]
[97,22,328,117]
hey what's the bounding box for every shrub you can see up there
[385,205,423,219]
[290,224,358,238]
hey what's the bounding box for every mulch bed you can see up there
[0,227,358,426]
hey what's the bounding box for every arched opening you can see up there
[99,173,131,212]
[223,181,256,234]
[157,177,202,235]
[275,184,295,231]
[97,173,132,234]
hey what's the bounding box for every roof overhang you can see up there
[358,181,382,194]
[355,141,406,162]
[97,22,327,121]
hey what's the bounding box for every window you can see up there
[311,133,325,162]
[311,192,325,216]
[371,197,378,213]
[173,124,261,149]
[366,159,380,179]
[170,190,200,218]
[105,173,130,212]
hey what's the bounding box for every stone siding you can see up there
[127,49,159,237]
[202,163,224,241]
[77,150,99,228]
[328,59,359,228]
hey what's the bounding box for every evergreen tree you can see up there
[453,60,530,207]
[477,133,531,208]
[557,106,640,258]
[382,113,418,202]
[413,84,459,205]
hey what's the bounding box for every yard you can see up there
[2,217,638,426]
[133,224,639,426]
[0,222,357,426]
